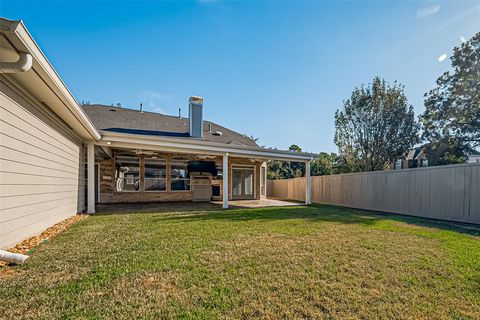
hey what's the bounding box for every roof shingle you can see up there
[82,104,258,147]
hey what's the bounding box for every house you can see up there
[467,150,480,164]
[79,101,314,207]
[391,147,428,170]
[0,18,314,249]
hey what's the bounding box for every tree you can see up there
[288,144,302,152]
[334,77,419,172]
[267,160,291,180]
[422,138,468,166]
[421,32,480,154]
[288,145,305,177]
[310,152,334,176]
[267,148,350,179]
[267,144,305,179]
[310,152,351,176]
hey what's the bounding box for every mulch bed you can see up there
[0,214,88,268]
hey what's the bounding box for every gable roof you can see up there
[82,104,258,147]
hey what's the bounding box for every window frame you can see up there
[231,165,256,199]
[170,159,191,192]
[144,158,167,192]
[114,155,140,192]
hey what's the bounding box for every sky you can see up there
[1,1,479,153]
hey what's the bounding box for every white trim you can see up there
[223,154,229,209]
[0,18,101,141]
[99,131,315,161]
[87,142,95,213]
[260,163,267,198]
[305,160,311,205]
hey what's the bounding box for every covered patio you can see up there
[86,130,314,213]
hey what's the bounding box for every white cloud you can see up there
[138,90,170,114]
[460,36,467,43]
[438,54,447,62]
[416,4,440,18]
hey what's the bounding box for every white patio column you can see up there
[223,153,229,209]
[305,160,311,205]
[264,162,268,198]
[87,142,96,214]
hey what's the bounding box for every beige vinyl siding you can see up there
[0,77,84,249]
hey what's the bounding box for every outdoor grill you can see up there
[190,172,212,202]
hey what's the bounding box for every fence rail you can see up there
[267,163,480,224]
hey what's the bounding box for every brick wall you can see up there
[97,152,262,203]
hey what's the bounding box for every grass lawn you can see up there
[1,205,479,319]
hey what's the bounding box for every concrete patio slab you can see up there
[95,199,303,214]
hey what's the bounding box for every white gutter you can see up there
[0,18,101,141]
[100,130,316,161]
[0,51,32,73]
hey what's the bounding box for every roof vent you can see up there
[212,131,223,136]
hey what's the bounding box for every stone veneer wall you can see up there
[97,152,262,204]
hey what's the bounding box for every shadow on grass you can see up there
[96,203,480,237]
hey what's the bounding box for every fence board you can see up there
[268,163,480,224]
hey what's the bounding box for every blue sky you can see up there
[2,1,479,153]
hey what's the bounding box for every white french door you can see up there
[232,167,255,200]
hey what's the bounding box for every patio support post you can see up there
[223,153,229,209]
[305,159,311,205]
[87,142,95,214]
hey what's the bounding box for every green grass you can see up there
[1,205,479,319]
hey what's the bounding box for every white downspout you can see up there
[0,250,29,264]
[0,52,33,73]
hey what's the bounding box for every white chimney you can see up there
[189,96,203,138]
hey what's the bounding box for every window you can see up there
[171,159,190,191]
[115,156,140,191]
[145,158,167,191]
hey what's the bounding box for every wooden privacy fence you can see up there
[267,163,480,224]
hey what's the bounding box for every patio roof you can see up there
[97,130,316,162]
